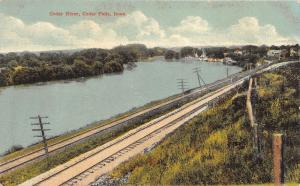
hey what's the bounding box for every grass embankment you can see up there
[0,93,180,163]
[255,63,300,181]
[111,63,300,185]
[0,103,183,186]
[0,93,186,185]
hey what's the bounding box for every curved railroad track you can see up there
[20,79,245,186]
[0,67,244,175]
[1,60,295,177]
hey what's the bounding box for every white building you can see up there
[0,67,7,73]
[267,50,281,58]
[224,57,237,65]
[290,48,298,57]
[234,50,243,55]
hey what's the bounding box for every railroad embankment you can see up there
[109,63,300,185]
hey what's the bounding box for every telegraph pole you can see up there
[193,67,202,87]
[193,67,206,87]
[226,66,229,78]
[30,115,50,158]
[177,79,188,93]
[246,63,252,71]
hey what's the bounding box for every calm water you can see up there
[0,60,241,154]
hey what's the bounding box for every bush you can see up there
[3,145,24,156]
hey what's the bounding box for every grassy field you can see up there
[110,63,300,185]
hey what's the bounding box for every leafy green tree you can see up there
[103,61,123,73]
[7,60,18,68]
[164,50,176,60]
[175,52,180,60]
[93,61,104,75]
[12,67,40,84]
[72,59,93,77]
[180,47,195,57]
[0,72,8,86]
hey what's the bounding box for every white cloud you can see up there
[25,22,72,46]
[112,11,165,41]
[162,16,298,47]
[68,20,127,48]
[0,13,128,52]
[0,12,298,53]
[226,17,290,45]
[170,16,210,35]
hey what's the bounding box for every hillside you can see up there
[109,63,300,185]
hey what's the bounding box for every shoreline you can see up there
[0,58,161,89]
[0,60,242,157]
[0,57,242,89]
[0,89,181,160]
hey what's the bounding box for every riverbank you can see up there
[0,90,181,161]
[0,73,236,185]
[0,62,243,185]
[0,92,183,185]
[0,61,241,155]
[0,44,166,87]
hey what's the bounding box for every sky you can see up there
[0,0,300,53]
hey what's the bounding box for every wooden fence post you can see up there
[273,134,284,186]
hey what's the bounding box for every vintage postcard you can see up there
[0,0,299,185]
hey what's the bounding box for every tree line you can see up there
[0,44,166,86]
[164,44,300,70]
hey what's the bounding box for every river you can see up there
[0,60,241,155]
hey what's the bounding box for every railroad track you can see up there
[0,66,245,175]
[0,81,207,174]
[20,79,244,186]
[62,105,207,186]
[1,61,295,176]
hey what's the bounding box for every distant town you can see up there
[164,44,300,66]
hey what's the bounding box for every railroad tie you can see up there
[104,159,111,163]
[64,181,73,186]
[119,150,125,154]
[68,178,78,184]
[112,154,119,159]
[68,180,77,185]
[95,164,104,169]
[87,169,94,174]
[81,172,89,177]
[143,137,149,141]
[92,166,99,171]
[77,175,85,180]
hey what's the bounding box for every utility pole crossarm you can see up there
[33,136,44,138]
[32,129,51,131]
[30,115,50,160]
[176,78,188,93]
[30,116,48,119]
[31,122,50,125]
